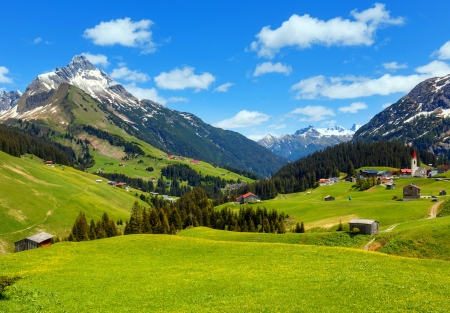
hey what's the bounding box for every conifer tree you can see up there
[71,212,89,241]
[89,219,97,240]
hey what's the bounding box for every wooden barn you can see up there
[236,192,260,204]
[14,232,54,253]
[324,195,335,201]
[403,183,421,201]
[349,219,379,235]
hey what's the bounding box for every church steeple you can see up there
[411,149,418,177]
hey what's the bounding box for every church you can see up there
[410,150,428,178]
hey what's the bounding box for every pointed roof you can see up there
[412,149,417,159]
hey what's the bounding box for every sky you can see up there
[2,1,450,141]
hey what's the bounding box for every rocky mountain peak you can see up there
[0,90,22,111]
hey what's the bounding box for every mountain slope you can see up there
[259,125,358,161]
[353,74,450,155]
[1,55,287,177]
[0,90,21,111]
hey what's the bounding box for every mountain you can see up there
[0,90,21,111]
[353,74,450,156]
[258,125,358,161]
[0,55,287,177]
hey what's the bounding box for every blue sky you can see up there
[2,1,450,140]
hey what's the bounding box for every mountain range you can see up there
[0,90,21,111]
[258,125,360,161]
[0,55,287,178]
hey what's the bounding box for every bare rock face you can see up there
[0,90,21,111]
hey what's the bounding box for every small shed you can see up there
[324,195,335,201]
[349,219,379,235]
[236,192,261,204]
[386,183,396,190]
[403,183,421,201]
[440,190,447,196]
[14,232,54,253]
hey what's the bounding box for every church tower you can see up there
[411,149,418,177]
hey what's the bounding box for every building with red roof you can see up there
[236,192,261,204]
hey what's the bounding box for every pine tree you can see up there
[71,212,89,241]
[88,219,97,240]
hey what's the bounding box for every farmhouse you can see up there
[14,232,54,253]
[45,161,53,166]
[190,159,200,165]
[236,192,260,204]
[403,183,421,201]
[324,195,335,201]
[358,169,378,179]
[349,219,379,235]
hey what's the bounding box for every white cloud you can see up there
[250,3,404,58]
[34,37,42,44]
[269,123,286,129]
[154,66,215,91]
[382,103,391,109]
[83,17,156,53]
[124,83,167,105]
[246,133,268,141]
[288,105,335,121]
[0,66,13,83]
[432,41,450,60]
[253,62,292,76]
[214,110,269,129]
[81,53,110,67]
[382,61,407,70]
[338,102,368,113]
[214,82,234,92]
[291,60,450,99]
[168,96,188,103]
[111,66,150,82]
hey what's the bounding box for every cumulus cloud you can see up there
[287,105,335,121]
[214,82,234,92]
[432,40,450,60]
[338,102,368,113]
[154,66,215,91]
[81,53,110,67]
[0,66,13,83]
[382,61,407,70]
[214,110,269,129]
[111,66,150,82]
[83,17,156,53]
[253,62,292,76]
[124,83,167,105]
[291,60,450,99]
[382,103,391,109]
[250,3,404,58]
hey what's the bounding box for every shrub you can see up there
[0,276,21,295]
[351,227,360,234]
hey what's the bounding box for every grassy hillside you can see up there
[1,235,449,312]
[0,151,147,254]
[218,177,450,229]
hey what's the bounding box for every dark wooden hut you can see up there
[14,232,54,253]
[349,219,379,235]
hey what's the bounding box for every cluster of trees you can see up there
[124,188,287,234]
[0,124,73,165]
[67,212,120,241]
[96,172,155,192]
[82,125,145,155]
[356,177,377,191]
[221,164,260,180]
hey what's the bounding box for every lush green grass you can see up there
[0,151,147,253]
[1,235,450,312]
[221,178,450,230]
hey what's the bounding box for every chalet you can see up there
[386,183,396,190]
[413,167,428,178]
[236,192,261,204]
[324,195,335,201]
[45,161,53,166]
[14,232,54,253]
[190,159,200,165]
[403,183,421,201]
[358,169,378,180]
[399,169,412,176]
[349,219,379,235]
[440,190,447,196]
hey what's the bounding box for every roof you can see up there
[361,169,378,174]
[412,149,417,159]
[349,218,378,225]
[26,232,54,243]
[236,192,258,200]
[404,183,421,190]
[400,169,412,173]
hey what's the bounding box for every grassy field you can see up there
[1,235,450,312]
[0,151,147,254]
[218,177,450,230]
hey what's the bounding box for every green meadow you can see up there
[1,235,450,312]
[0,151,146,253]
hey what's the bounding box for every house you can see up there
[190,159,200,165]
[440,190,447,196]
[14,232,54,253]
[403,183,421,201]
[386,183,396,190]
[399,169,412,177]
[428,170,438,177]
[324,195,335,201]
[115,182,127,188]
[236,192,261,204]
[44,161,53,166]
[358,169,378,179]
[414,167,428,178]
[349,219,379,235]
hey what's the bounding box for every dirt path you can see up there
[428,201,443,219]
[382,224,399,232]
[364,238,375,251]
